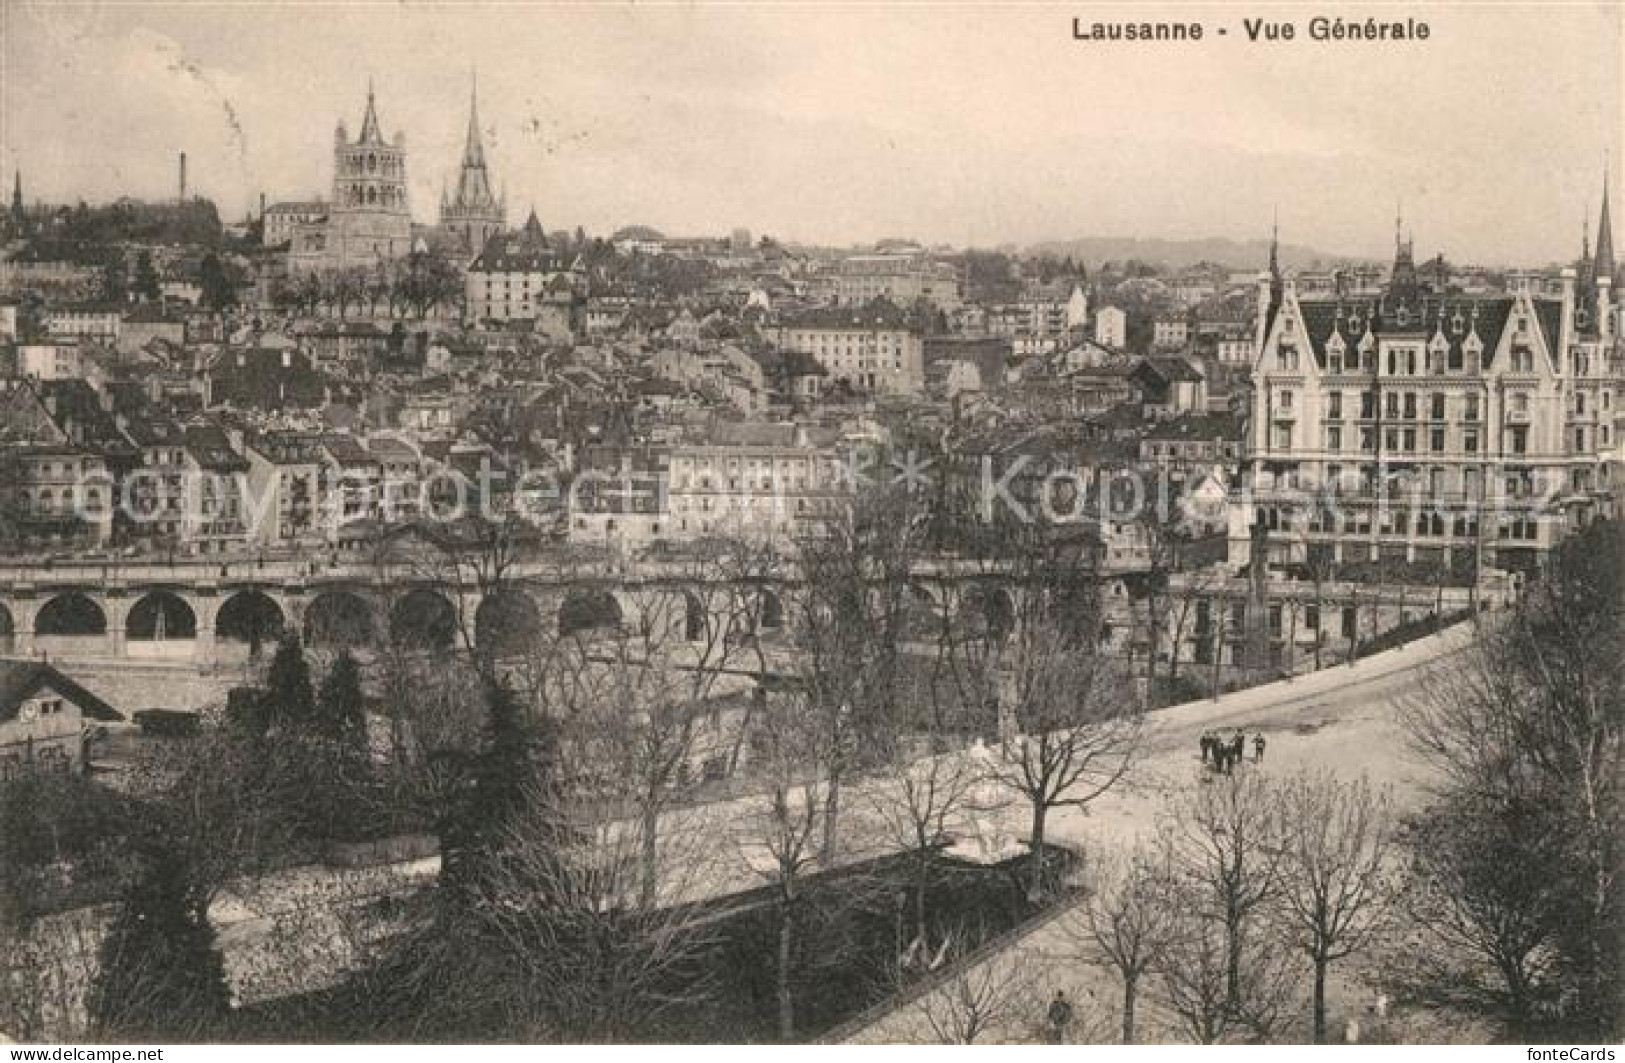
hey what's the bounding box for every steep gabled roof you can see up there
[1291,294,1516,371]
[0,661,122,724]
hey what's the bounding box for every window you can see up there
[1430,393,1446,420]
[1327,426,1343,451]
[1431,428,1445,452]
[1465,394,1480,421]
[1328,392,1343,420]
[1360,390,1375,418]
[1464,429,1480,454]
[1280,389,1294,409]
[1509,425,1528,455]
[1403,393,1417,420]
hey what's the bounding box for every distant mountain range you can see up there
[1026,236,1372,272]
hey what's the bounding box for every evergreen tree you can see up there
[439,677,553,896]
[100,258,127,303]
[86,832,231,1040]
[317,650,368,748]
[0,772,48,928]
[308,650,373,840]
[198,252,236,310]
[262,632,316,731]
[133,250,161,302]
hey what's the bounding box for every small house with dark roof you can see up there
[1133,355,1208,416]
[206,346,327,412]
[0,660,123,778]
[465,210,576,324]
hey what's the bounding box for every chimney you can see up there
[259,192,266,220]
[179,152,187,202]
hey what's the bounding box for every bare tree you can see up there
[1069,835,1182,1043]
[791,476,931,867]
[866,734,999,951]
[1402,520,1623,1037]
[982,621,1141,899]
[1135,488,1192,704]
[942,511,1144,898]
[734,686,827,1040]
[905,927,1041,1044]
[1160,904,1296,1044]
[1170,767,1286,1014]
[465,794,726,1041]
[1162,563,1223,693]
[538,575,746,909]
[1276,771,1395,1043]
[1395,791,1564,1034]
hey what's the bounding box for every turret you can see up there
[1559,267,1577,359]
[1599,274,1615,342]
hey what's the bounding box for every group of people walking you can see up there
[1200,728,1265,774]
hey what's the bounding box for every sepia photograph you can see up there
[0,0,1620,1050]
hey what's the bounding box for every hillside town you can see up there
[1,37,1622,1053]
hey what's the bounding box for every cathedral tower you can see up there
[326,80,413,267]
[439,73,505,258]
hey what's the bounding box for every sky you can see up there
[1,1,1621,264]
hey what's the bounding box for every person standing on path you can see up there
[1254,732,1267,762]
[1046,990,1074,1044]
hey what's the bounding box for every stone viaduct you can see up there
[0,555,1028,669]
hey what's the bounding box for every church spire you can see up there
[463,70,486,170]
[358,78,383,143]
[9,169,22,225]
[1269,208,1280,279]
[1595,162,1615,281]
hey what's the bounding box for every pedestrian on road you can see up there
[1254,733,1266,762]
[1231,731,1246,766]
[1217,744,1232,775]
[1199,732,1213,765]
[1046,990,1073,1044]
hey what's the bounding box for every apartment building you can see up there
[1231,227,1621,579]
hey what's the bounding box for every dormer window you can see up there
[1450,311,1465,335]
[1396,307,1411,328]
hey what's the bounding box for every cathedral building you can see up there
[286,83,414,272]
[1231,188,1622,581]
[437,77,505,260]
